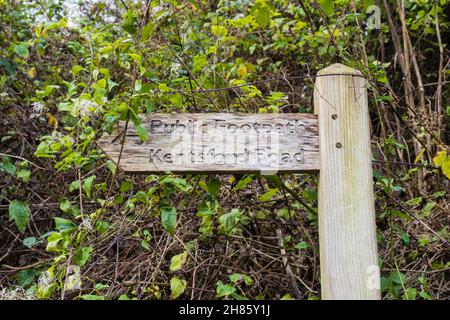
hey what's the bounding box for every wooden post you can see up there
[314,63,380,300]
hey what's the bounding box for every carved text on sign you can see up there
[98,113,319,173]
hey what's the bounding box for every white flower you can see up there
[31,101,45,113]
[80,218,92,231]
[38,271,52,288]
[0,286,35,300]
[74,98,99,117]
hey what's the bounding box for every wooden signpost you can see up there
[98,64,380,300]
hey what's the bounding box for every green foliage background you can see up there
[0,0,449,300]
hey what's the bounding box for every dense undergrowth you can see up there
[0,0,449,300]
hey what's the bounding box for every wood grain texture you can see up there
[98,113,319,174]
[314,64,380,300]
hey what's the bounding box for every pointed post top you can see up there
[317,63,362,76]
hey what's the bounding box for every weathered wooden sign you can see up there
[99,64,381,300]
[98,113,319,173]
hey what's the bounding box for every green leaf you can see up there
[54,217,75,231]
[18,269,40,287]
[107,160,117,175]
[258,188,278,201]
[400,233,410,246]
[120,180,133,193]
[318,0,334,16]
[403,288,417,300]
[8,200,30,233]
[23,236,37,248]
[134,79,142,92]
[390,271,406,285]
[170,276,186,299]
[211,25,228,37]
[233,175,252,190]
[135,124,148,142]
[83,175,96,199]
[207,178,221,198]
[59,197,72,213]
[161,207,177,235]
[218,209,242,235]
[74,246,93,267]
[1,156,16,175]
[17,168,30,182]
[79,294,105,300]
[295,241,309,250]
[281,293,295,300]
[170,251,188,272]
[46,232,63,252]
[14,43,29,58]
[254,4,270,28]
[69,180,80,192]
[229,273,253,285]
[419,290,432,300]
[216,280,236,298]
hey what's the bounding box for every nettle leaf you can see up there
[8,200,30,233]
[170,276,186,299]
[18,269,41,287]
[170,251,188,272]
[218,209,242,235]
[318,0,334,16]
[216,281,236,298]
[161,207,177,235]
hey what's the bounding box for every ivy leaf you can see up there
[170,276,186,299]
[318,0,334,16]
[161,207,177,235]
[170,251,188,272]
[8,200,30,233]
